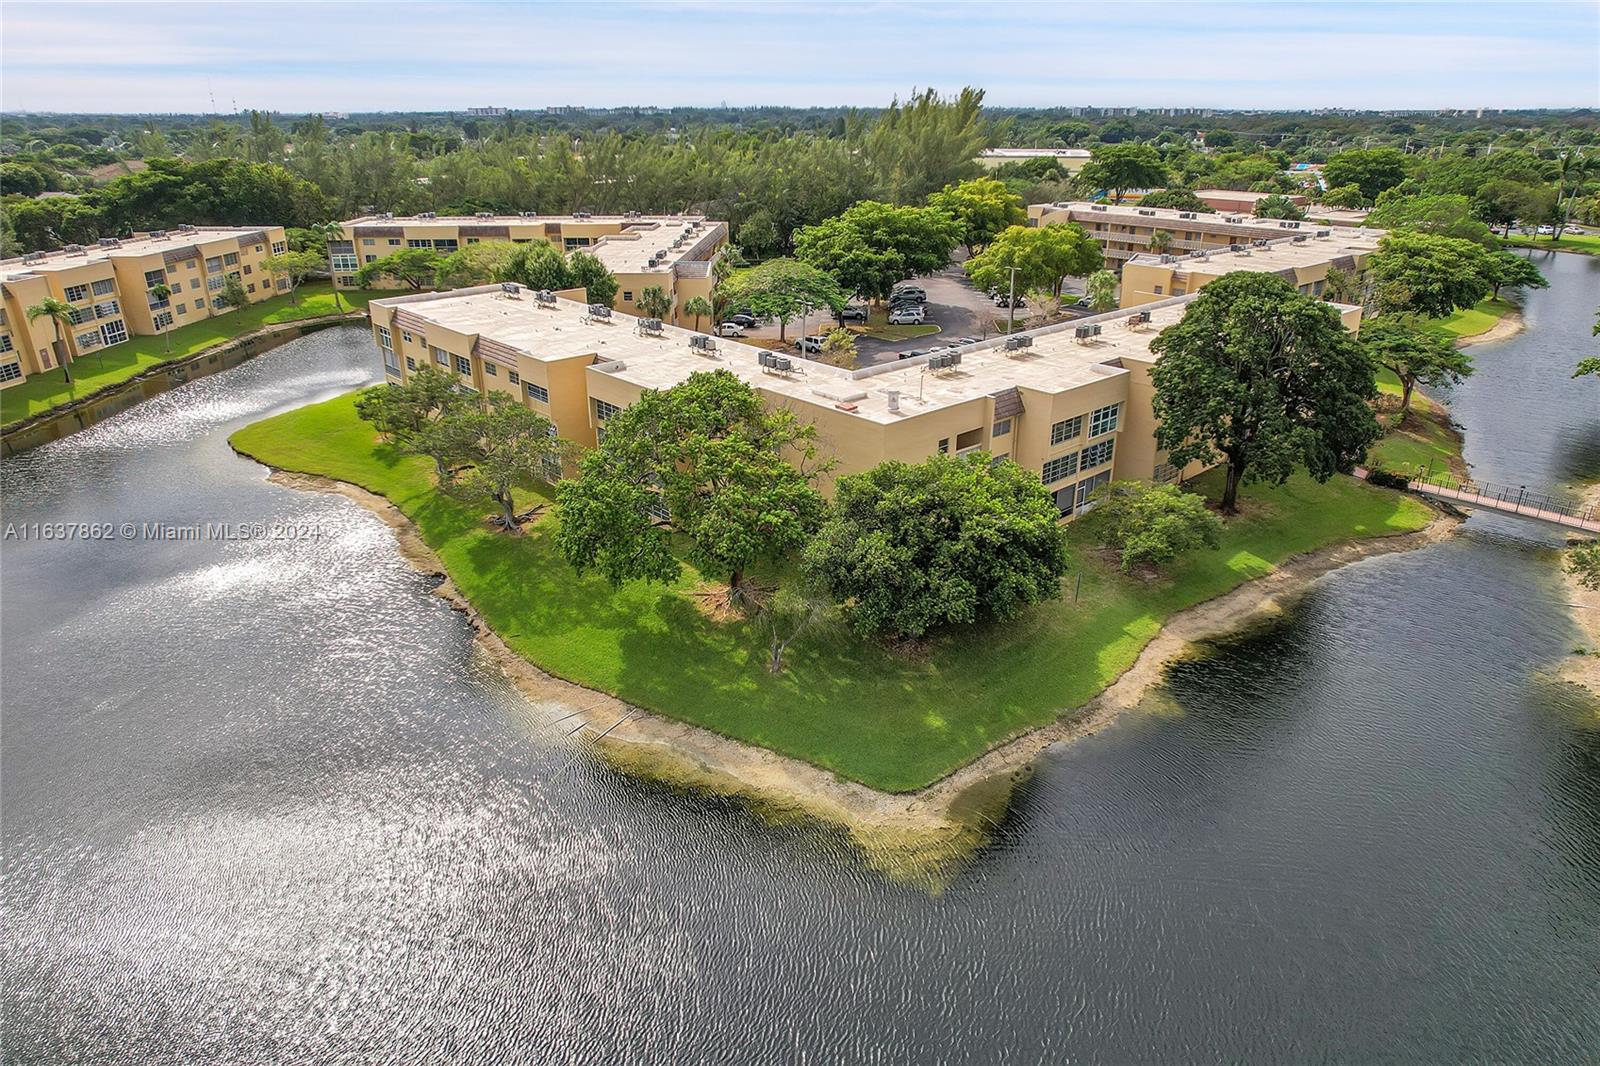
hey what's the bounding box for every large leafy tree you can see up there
[1080,144,1168,203]
[1367,193,1495,246]
[793,200,961,301]
[261,249,324,304]
[432,241,518,289]
[354,247,442,290]
[1149,272,1380,514]
[964,222,1103,298]
[1359,315,1473,421]
[1318,184,1369,209]
[1082,481,1223,573]
[1367,231,1493,318]
[353,365,474,481]
[1138,187,1215,213]
[1322,148,1410,203]
[499,241,572,291]
[440,393,566,532]
[556,370,827,599]
[803,454,1069,639]
[1473,179,1554,236]
[1484,250,1549,299]
[719,258,845,339]
[926,177,1027,255]
[567,250,619,305]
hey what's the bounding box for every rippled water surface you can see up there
[3,258,1598,1063]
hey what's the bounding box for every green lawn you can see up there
[1501,232,1600,256]
[230,392,1433,793]
[1422,296,1517,341]
[848,307,941,342]
[1,282,377,427]
[1368,369,1466,485]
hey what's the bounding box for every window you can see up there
[407,239,433,249]
[185,259,197,270]
[937,438,950,455]
[242,264,252,275]
[564,237,591,249]
[337,276,356,286]
[271,241,286,255]
[189,278,201,291]
[1153,462,1179,483]
[525,381,550,403]
[246,283,256,294]
[483,363,497,377]
[454,355,471,375]
[405,357,417,371]
[1050,415,1083,445]
[148,289,170,309]
[0,334,12,353]
[68,306,91,326]
[206,256,223,272]
[153,311,173,330]
[1080,438,1114,470]
[1076,470,1111,510]
[0,361,19,383]
[508,370,520,386]
[64,284,89,303]
[365,255,378,263]
[76,330,102,350]
[955,428,983,451]
[541,424,563,481]
[992,418,1012,437]
[144,269,167,287]
[100,320,128,346]
[433,239,458,253]
[330,253,359,272]
[1042,453,1079,484]
[94,299,120,319]
[223,252,240,267]
[175,303,187,314]
[401,330,413,343]
[362,238,375,246]
[376,326,393,351]
[384,349,401,374]
[1089,403,1120,437]
[432,346,449,365]
[91,278,115,296]
[277,279,289,290]
[208,276,225,292]
[622,291,634,303]
[388,238,401,246]
[1153,286,1164,295]
[594,398,620,420]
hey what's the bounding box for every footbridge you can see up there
[1358,468,1600,535]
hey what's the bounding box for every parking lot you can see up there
[725,265,1093,366]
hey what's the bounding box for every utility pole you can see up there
[1006,265,1020,334]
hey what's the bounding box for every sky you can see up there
[2,1,1597,114]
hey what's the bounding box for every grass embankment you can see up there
[1367,369,1466,484]
[1500,232,1600,256]
[1,283,377,426]
[232,392,1433,793]
[1423,296,1517,341]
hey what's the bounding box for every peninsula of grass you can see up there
[231,391,1433,793]
[1368,369,1466,484]
[1423,296,1517,341]
[1,282,377,427]
[1500,232,1600,256]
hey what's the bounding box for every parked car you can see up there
[892,284,927,301]
[1072,296,1093,308]
[899,348,931,360]
[795,335,827,354]
[728,312,758,328]
[838,305,869,322]
[715,322,746,337]
[1536,225,1555,235]
[951,337,979,347]
[993,294,1028,309]
[888,307,926,325]
[889,290,925,305]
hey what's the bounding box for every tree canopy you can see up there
[1367,192,1495,246]
[1367,231,1494,318]
[926,177,1027,254]
[555,370,827,597]
[1137,187,1216,213]
[719,258,846,339]
[792,200,961,301]
[964,222,1104,298]
[1484,250,1549,298]
[1080,144,1168,203]
[1149,271,1380,514]
[803,454,1069,639]
[433,240,519,289]
[1253,194,1305,220]
[1322,148,1410,202]
[1082,481,1223,572]
[1359,315,1473,421]
[438,393,566,531]
[354,247,443,290]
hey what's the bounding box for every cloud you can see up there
[2,1,1595,112]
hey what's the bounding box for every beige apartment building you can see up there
[368,284,1362,516]
[1027,200,1379,270]
[1118,227,1384,306]
[0,225,288,389]
[1192,189,1309,214]
[329,212,727,326]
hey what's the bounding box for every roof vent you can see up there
[1138,310,1152,323]
[886,389,901,413]
[1090,204,1108,212]
[1074,324,1103,341]
[1137,208,1156,216]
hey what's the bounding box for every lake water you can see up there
[3,255,1597,1062]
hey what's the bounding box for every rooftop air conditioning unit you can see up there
[1004,335,1033,351]
[587,303,612,318]
[1292,234,1307,243]
[1316,229,1331,238]
[1138,208,1156,216]
[758,351,774,368]
[773,356,792,372]
[1075,325,1093,340]
[1159,254,1173,263]
[1189,250,1206,258]
[535,289,557,304]
[419,211,436,219]
[98,237,119,247]
[500,282,521,296]
[1178,211,1197,219]
[22,252,45,264]
[1230,244,1245,252]
[151,229,166,238]
[1226,215,1244,223]
[689,334,716,351]
[1090,204,1107,212]
[1253,238,1270,248]
[1138,310,1152,323]
[65,244,84,253]
[639,317,663,333]
[477,212,494,219]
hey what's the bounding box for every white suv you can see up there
[888,307,926,325]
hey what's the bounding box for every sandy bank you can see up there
[1559,483,1600,695]
[1455,307,1524,349]
[264,468,1458,883]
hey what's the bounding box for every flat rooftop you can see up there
[1035,200,1346,235]
[375,286,1219,425]
[1126,226,1384,272]
[1192,189,1307,202]
[589,217,724,274]
[0,226,274,279]
[979,148,1092,159]
[341,211,706,228]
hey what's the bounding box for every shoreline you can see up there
[1559,482,1600,695]
[1453,306,1524,350]
[260,466,1459,881]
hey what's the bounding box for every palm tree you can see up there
[682,295,713,332]
[309,220,347,311]
[1149,229,1173,255]
[1552,151,1590,241]
[149,283,174,353]
[26,297,79,386]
